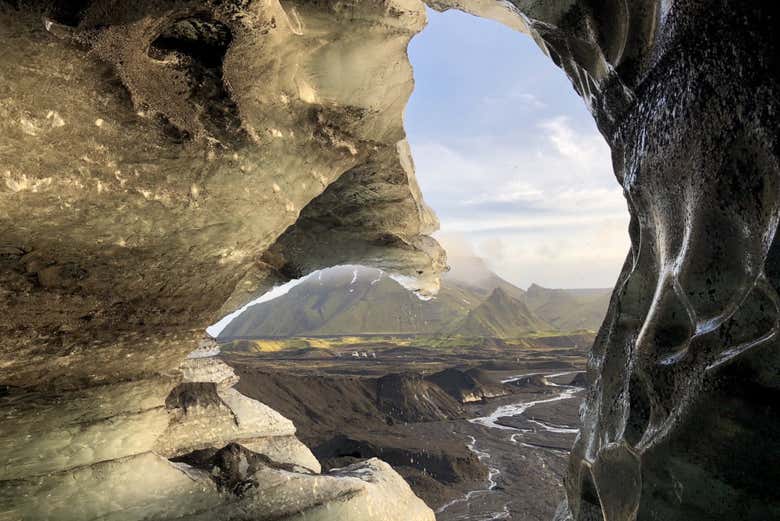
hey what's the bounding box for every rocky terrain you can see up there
[1,1,447,518]
[1,341,435,520]
[221,336,591,517]
[1,0,778,520]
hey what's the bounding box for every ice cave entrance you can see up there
[208,7,629,520]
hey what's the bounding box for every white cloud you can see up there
[479,236,506,262]
[409,114,629,288]
[481,89,547,110]
[464,180,543,205]
[444,210,627,233]
[540,116,606,163]
[412,118,621,216]
[473,216,630,288]
[434,231,479,257]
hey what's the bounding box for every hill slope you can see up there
[449,287,549,337]
[525,284,611,331]
[221,266,484,338]
[218,261,612,339]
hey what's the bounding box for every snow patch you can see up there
[389,273,436,301]
[206,272,316,337]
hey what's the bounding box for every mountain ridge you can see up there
[218,261,612,339]
[447,287,550,337]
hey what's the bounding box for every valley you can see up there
[215,257,604,519]
[221,337,588,520]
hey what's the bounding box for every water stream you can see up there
[436,371,584,520]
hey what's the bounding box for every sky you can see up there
[405,8,630,289]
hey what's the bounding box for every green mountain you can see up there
[218,260,612,339]
[220,266,481,338]
[525,283,612,331]
[448,287,549,337]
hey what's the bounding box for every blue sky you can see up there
[405,8,630,289]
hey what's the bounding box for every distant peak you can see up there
[488,286,511,301]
